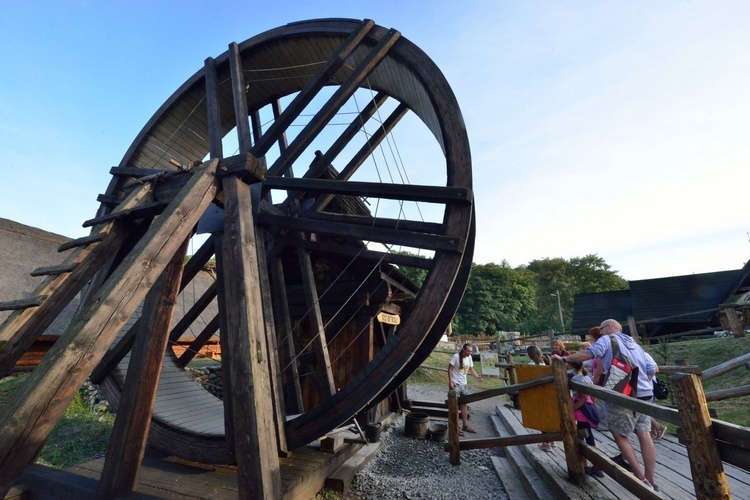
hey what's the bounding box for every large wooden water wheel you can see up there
[0,18,472,497]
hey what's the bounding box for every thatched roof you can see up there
[0,218,77,333]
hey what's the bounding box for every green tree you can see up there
[522,254,627,333]
[453,261,536,336]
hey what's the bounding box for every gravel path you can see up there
[338,384,509,499]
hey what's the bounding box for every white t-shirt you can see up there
[450,352,473,385]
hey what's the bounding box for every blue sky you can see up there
[1,1,748,281]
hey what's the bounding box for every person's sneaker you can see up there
[589,466,605,478]
[612,454,633,472]
[585,466,605,478]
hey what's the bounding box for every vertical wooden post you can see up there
[216,176,282,499]
[98,238,189,497]
[551,358,586,485]
[627,315,642,345]
[721,307,745,338]
[447,390,460,465]
[672,373,731,499]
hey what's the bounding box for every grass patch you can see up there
[644,336,750,427]
[1,374,114,469]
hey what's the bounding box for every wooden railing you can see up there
[447,352,750,499]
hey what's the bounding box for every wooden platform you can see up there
[492,404,750,499]
[14,442,365,499]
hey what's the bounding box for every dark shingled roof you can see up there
[572,261,750,338]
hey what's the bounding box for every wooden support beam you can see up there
[704,384,750,402]
[721,307,745,337]
[0,184,152,377]
[251,19,375,157]
[98,239,189,497]
[270,256,305,415]
[265,28,401,178]
[627,315,642,345]
[671,373,731,499]
[169,282,218,343]
[215,175,281,499]
[90,234,218,384]
[257,213,465,253]
[254,226,289,455]
[82,200,170,227]
[297,241,337,398]
[175,315,220,368]
[281,91,389,206]
[228,41,252,154]
[204,56,223,159]
[216,153,265,184]
[277,236,433,270]
[448,390,460,465]
[307,102,409,213]
[266,177,472,205]
[551,358,586,485]
[0,160,218,497]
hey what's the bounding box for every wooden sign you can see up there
[376,311,400,325]
[516,364,560,433]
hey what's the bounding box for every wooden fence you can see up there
[446,351,750,499]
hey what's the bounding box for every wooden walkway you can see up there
[492,404,750,499]
[14,441,371,499]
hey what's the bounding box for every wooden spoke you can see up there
[257,212,465,253]
[250,20,375,157]
[265,29,401,178]
[265,177,472,205]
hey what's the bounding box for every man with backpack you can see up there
[554,319,659,492]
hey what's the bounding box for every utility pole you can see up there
[551,290,564,332]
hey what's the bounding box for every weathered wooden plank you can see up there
[701,352,750,382]
[308,211,444,235]
[228,42,253,154]
[98,239,189,497]
[297,241,337,398]
[255,227,289,455]
[175,315,220,367]
[0,296,46,311]
[204,56,224,159]
[110,166,170,177]
[57,232,106,252]
[82,200,170,227]
[278,235,433,269]
[216,153,265,183]
[672,373,732,499]
[0,160,218,496]
[270,256,305,415]
[265,28,400,178]
[30,262,78,277]
[551,358,586,485]
[267,177,471,205]
[257,213,465,253]
[215,175,281,499]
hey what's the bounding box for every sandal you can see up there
[539,443,552,451]
[459,430,465,436]
[463,426,477,434]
